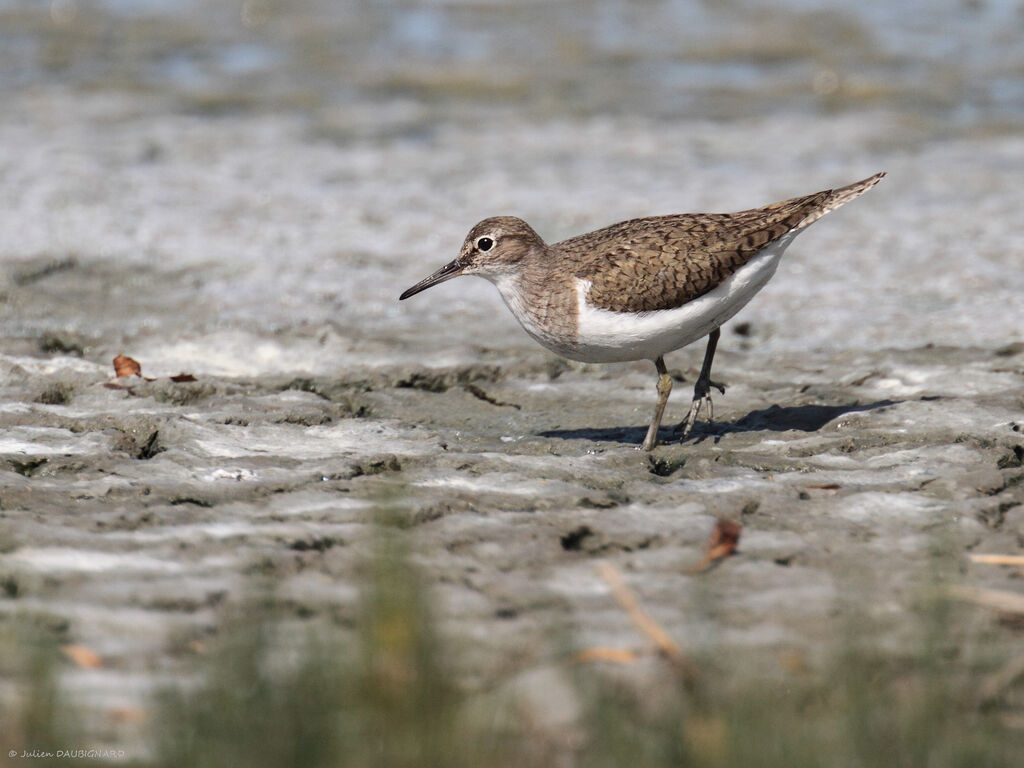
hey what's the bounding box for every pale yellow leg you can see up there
[641,356,672,451]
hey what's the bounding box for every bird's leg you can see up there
[641,356,672,451]
[675,328,726,439]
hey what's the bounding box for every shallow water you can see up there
[7,0,1023,121]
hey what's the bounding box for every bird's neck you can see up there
[486,255,579,355]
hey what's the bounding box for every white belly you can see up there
[570,234,796,363]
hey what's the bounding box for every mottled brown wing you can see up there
[568,191,830,313]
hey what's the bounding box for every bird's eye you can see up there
[476,236,494,252]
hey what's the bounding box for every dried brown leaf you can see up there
[113,354,141,378]
[170,373,198,383]
[686,519,742,574]
[707,518,741,557]
[61,643,102,669]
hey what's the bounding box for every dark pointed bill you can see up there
[399,259,464,300]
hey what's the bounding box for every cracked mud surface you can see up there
[3,324,1022,711]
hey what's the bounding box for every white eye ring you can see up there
[476,236,494,252]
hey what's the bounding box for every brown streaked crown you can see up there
[457,216,547,276]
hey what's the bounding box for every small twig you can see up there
[596,561,697,681]
[570,647,644,665]
[969,554,1024,567]
[946,585,1024,615]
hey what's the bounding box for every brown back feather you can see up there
[567,172,884,313]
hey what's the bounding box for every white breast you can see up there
[572,233,797,363]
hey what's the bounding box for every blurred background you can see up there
[0,0,1021,371]
[0,0,1019,374]
[4,0,1022,126]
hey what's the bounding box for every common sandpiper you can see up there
[400,172,885,450]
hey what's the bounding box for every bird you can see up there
[399,172,885,450]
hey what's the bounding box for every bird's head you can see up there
[399,216,545,300]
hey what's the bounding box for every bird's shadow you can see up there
[540,399,902,446]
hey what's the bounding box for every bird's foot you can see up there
[674,378,725,439]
